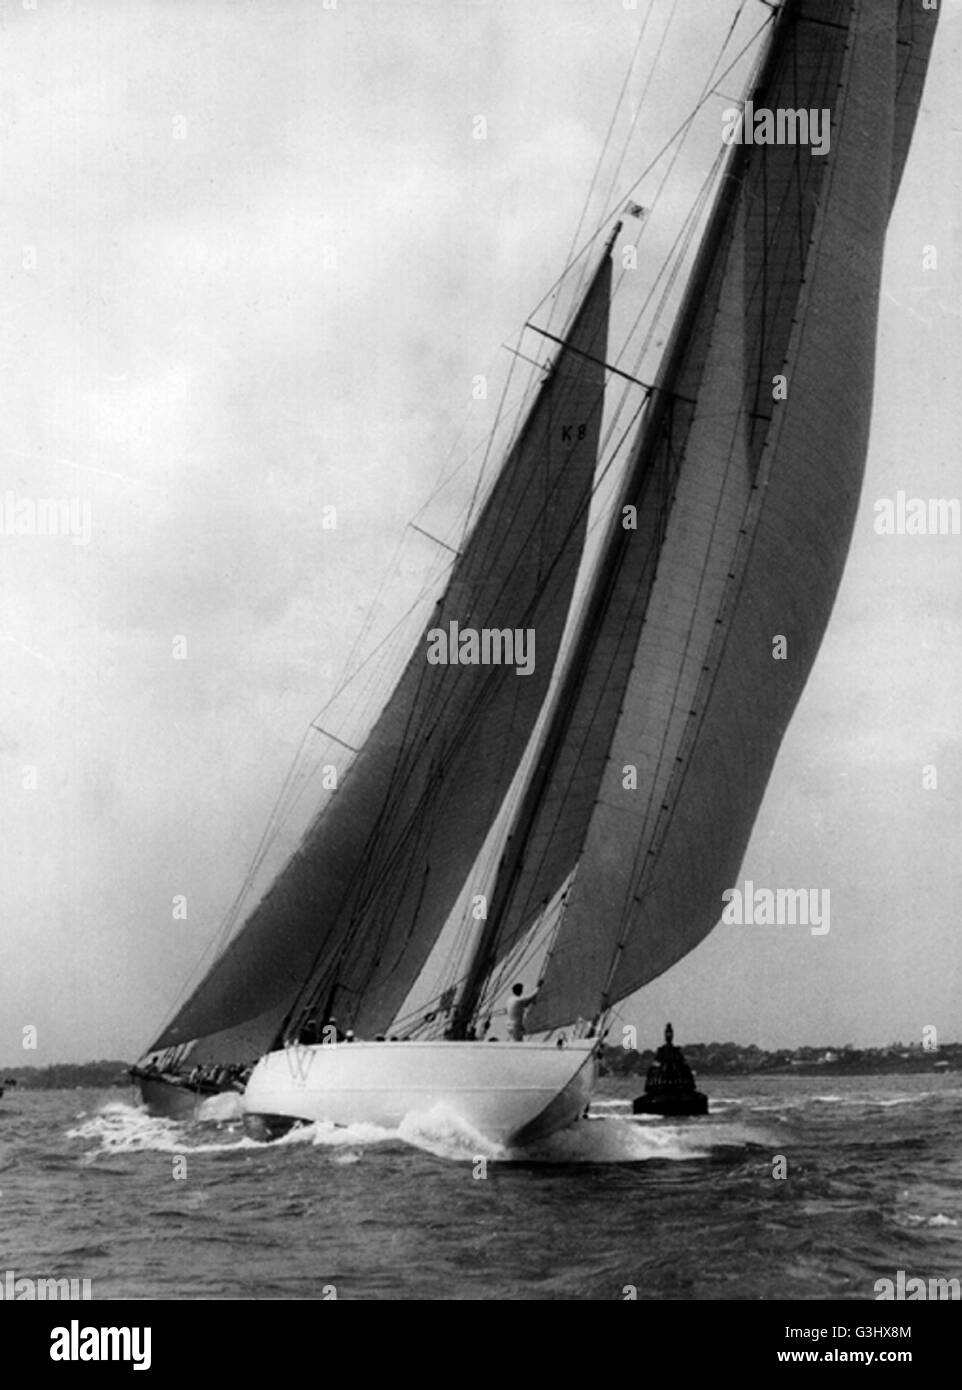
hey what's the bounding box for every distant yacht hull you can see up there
[242,1039,597,1147]
[134,1070,234,1121]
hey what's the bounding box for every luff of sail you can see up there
[473,0,937,1033]
[143,240,615,1064]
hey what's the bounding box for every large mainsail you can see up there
[145,241,615,1063]
[468,0,937,1033]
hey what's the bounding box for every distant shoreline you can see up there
[1,1044,959,1090]
[1,1061,132,1090]
[601,1041,960,1080]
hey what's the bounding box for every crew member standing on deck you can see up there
[506,983,537,1041]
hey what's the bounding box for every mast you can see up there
[445,221,639,1038]
[450,6,790,1038]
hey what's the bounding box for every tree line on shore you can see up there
[3,1040,959,1089]
[601,1039,960,1077]
[2,1060,131,1089]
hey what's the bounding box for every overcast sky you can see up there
[1,0,959,1067]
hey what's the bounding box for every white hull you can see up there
[243,1039,597,1147]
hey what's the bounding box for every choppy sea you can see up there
[2,1073,959,1301]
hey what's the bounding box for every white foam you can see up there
[512,1115,714,1162]
[66,1100,257,1155]
[307,1119,401,1149]
[196,1090,245,1122]
[244,1105,507,1160]
[808,1092,935,1108]
[65,1097,769,1164]
[898,1210,960,1229]
[870,1094,934,1107]
[397,1105,508,1160]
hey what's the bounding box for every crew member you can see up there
[298,1013,320,1045]
[506,983,537,1042]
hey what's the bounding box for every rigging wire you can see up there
[529,6,775,326]
[568,0,678,312]
[284,314,622,1025]
[155,366,539,1019]
[549,2,660,320]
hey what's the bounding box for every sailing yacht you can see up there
[133,0,938,1147]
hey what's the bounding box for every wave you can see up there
[66,1097,780,1165]
[893,1210,960,1230]
[196,1091,245,1123]
[66,1101,257,1156]
[691,1090,945,1117]
[299,1106,776,1163]
[515,1116,715,1163]
[808,1092,937,1107]
[869,1094,938,1107]
[396,1108,774,1163]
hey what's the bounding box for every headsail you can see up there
[466,0,938,1033]
[145,236,615,1062]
